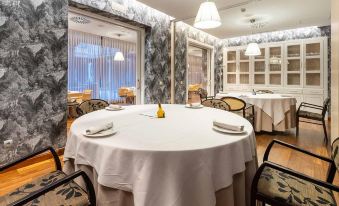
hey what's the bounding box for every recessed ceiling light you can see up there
[70,16,90,24]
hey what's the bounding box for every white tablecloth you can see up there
[64,104,257,206]
[216,93,297,132]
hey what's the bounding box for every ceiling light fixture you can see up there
[114,51,125,61]
[194,0,221,29]
[245,18,261,56]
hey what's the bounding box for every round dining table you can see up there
[215,92,297,132]
[64,104,257,206]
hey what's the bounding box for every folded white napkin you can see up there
[108,104,122,109]
[213,119,244,132]
[86,122,113,135]
[190,102,201,107]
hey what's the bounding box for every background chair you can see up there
[220,96,255,126]
[82,90,92,101]
[296,98,330,142]
[201,99,230,111]
[77,99,109,116]
[0,147,96,206]
[251,139,339,206]
[256,90,274,94]
[198,88,215,103]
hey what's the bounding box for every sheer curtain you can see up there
[188,53,208,89]
[68,29,137,103]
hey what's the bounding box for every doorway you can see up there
[68,8,145,105]
[187,39,214,103]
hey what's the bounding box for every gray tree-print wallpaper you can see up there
[70,0,171,104]
[0,0,68,165]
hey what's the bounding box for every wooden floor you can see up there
[1,120,338,200]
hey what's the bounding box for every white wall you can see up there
[331,0,339,142]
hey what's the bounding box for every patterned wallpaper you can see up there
[0,0,68,165]
[174,22,223,104]
[70,0,171,104]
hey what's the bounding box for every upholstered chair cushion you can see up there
[201,99,230,111]
[79,99,109,115]
[298,110,323,120]
[257,167,336,206]
[0,171,89,206]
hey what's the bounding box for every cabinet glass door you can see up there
[253,47,266,85]
[226,50,237,85]
[286,44,302,87]
[239,49,250,85]
[268,46,282,86]
[304,42,322,87]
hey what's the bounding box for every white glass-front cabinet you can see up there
[268,45,283,86]
[223,37,328,106]
[224,48,251,86]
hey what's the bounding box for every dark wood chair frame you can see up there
[251,139,338,206]
[198,88,215,103]
[296,98,330,142]
[0,147,96,206]
[220,96,255,126]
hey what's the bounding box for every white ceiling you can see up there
[68,12,137,43]
[137,0,331,39]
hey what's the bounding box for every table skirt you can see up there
[64,158,257,206]
[254,105,296,132]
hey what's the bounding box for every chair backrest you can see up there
[83,89,92,94]
[331,138,339,172]
[322,98,330,116]
[256,90,274,94]
[220,97,246,111]
[198,88,208,100]
[201,99,230,111]
[79,99,109,115]
[118,87,129,97]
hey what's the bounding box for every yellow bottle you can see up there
[157,103,165,118]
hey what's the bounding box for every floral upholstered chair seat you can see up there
[0,171,89,206]
[258,167,336,206]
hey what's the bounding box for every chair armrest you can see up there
[263,140,336,182]
[258,162,339,192]
[263,140,332,162]
[298,102,323,112]
[11,170,96,206]
[0,147,61,172]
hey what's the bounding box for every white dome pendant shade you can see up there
[114,51,125,61]
[245,43,261,56]
[194,1,221,29]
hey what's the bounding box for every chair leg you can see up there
[322,119,328,142]
[296,117,299,136]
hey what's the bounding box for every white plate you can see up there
[83,129,117,137]
[185,104,204,109]
[105,107,124,111]
[212,125,246,134]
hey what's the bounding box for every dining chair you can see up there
[256,90,274,94]
[296,98,330,142]
[201,99,230,111]
[220,96,255,126]
[251,139,339,206]
[77,99,109,116]
[198,88,215,103]
[0,147,96,206]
